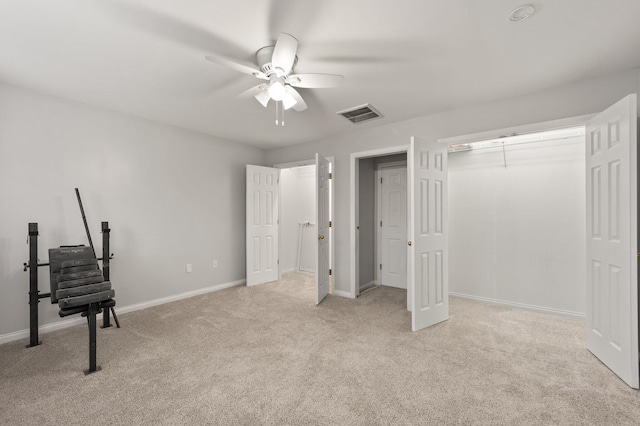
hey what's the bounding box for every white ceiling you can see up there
[2,1,640,149]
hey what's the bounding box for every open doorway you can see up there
[440,94,639,389]
[351,139,449,331]
[279,165,317,276]
[354,149,409,303]
[246,156,333,304]
[357,154,409,309]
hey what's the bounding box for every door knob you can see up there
[318,234,325,240]
[407,241,412,246]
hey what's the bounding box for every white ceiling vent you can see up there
[337,104,383,124]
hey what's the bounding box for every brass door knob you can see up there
[318,234,325,240]
[408,241,412,246]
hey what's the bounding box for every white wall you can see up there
[448,137,586,315]
[279,166,315,273]
[0,83,265,339]
[358,158,375,287]
[265,68,640,304]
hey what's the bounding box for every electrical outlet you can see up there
[213,259,218,268]
[186,264,193,273]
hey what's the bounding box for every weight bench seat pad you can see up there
[56,281,111,300]
[58,298,116,317]
[58,289,115,309]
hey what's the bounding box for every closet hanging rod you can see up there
[448,126,585,153]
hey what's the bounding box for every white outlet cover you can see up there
[186,264,193,273]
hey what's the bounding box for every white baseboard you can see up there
[0,279,245,346]
[0,316,88,345]
[115,279,245,316]
[449,292,585,319]
[332,289,355,299]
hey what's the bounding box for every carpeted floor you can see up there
[1,272,640,425]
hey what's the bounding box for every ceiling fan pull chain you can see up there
[282,103,285,126]
[275,100,279,125]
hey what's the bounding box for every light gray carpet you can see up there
[1,272,639,425]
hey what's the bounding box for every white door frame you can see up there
[274,157,335,284]
[350,146,409,298]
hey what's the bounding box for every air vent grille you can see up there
[337,104,383,124]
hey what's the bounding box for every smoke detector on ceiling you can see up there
[509,5,535,21]
[337,104,383,124]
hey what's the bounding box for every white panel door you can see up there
[409,136,449,331]
[379,166,408,289]
[246,165,279,286]
[316,154,331,305]
[586,94,638,388]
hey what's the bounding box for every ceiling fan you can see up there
[205,33,344,113]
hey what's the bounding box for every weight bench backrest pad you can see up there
[48,246,96,303]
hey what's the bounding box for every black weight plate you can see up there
[48,246,94,304]
[57,275,104,289]
[56,281,111,299]
[57,270,103,282]
[58,290,115,309]
[101,299,116,308]
[58,306,89,317]
[60,264,98,274]
[60,258,98,269]
[58,299,115,317]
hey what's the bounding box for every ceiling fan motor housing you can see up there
[256,45,297,77]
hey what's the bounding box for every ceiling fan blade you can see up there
[272,33,298,75]
[286,73,345,88]
[285,86,307,112]
[205,54,268,79]
[104,1,247,59]
[237,84,268,99]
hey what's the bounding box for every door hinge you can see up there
[329,269,332,276]
[277,259,279,264]
[328,172,332,179]
[380,177,383,184]
[379,264,382,270]
[380,220,382,227]
[329,221,332,228]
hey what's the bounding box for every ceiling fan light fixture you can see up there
[255,90,271,108]
[282,92,297,110]
[268,80,286,101]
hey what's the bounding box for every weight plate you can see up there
[101,299,116,308]
[56,281,111,299]
[60,258,98,269]
[58,306,89,317]
[57,270,103,282]
[58,298,115,318]
[60,264,98,274]
[57,275,104,289]
[58,289,115,309]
